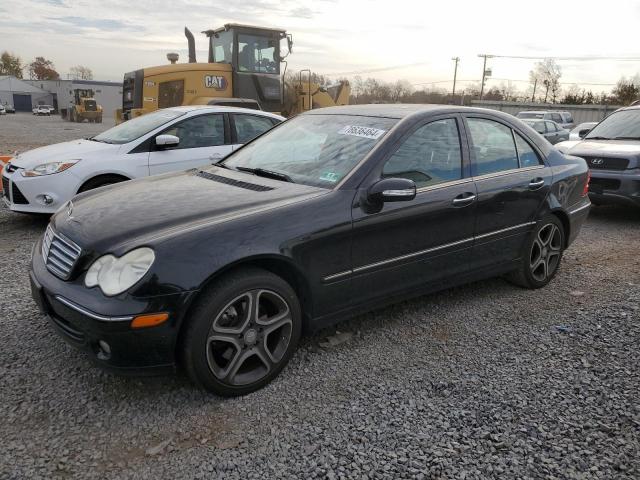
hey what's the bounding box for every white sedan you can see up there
[2,106,284,214]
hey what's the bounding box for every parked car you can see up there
[569,122,598,141]
[0,105,5,115]
[4,104,15,114]
[556,105,640,207]
[516,110,574,130]
[2,106,284,214]
[33,105,51,116]
[521,119,569,144]
[29,104,591,396]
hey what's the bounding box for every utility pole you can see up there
[478,54,493,101]
[451,57,460,98]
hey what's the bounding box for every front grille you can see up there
[589,178,621,191]
[583,156,629,170]
[42,226,82,280]
[11,183,28,204]
[196,171,274,192]
[84,100,97,112]
[1,176,8,197]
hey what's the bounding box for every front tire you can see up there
[507,216,565,289]
[181,268,302,396]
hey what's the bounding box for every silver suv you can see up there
[517,111,574,130]
[556,105,640,207]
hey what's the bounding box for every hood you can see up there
[52,166,326,253]
[556,139,640,156]
[11,139,118,169]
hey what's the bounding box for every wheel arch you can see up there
[549,208,571,248]
[175,254,314,359]
[76,173,131,194]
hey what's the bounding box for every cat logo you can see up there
[204,75,227,90]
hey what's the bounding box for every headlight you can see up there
[84,247,155,296]
[21,160,80,177]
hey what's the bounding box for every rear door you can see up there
[349,116,477,304]
[464,115,552,268]
[230,113,280,151]
[148,113,232,175]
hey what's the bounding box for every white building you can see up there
[0,76,53,111]
[23,79,123,119]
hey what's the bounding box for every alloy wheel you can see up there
[206,289,293,386]
[529,223,562,282]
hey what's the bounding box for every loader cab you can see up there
[205,24,292,112]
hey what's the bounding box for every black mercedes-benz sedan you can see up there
[30,104,591,396]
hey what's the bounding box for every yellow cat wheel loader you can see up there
[66,89,103,123]
[116,24,351,122]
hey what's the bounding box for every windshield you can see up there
[585,110,640,140]
[517,112,544,119]
[93,110,185,144]
[222,114,397,188]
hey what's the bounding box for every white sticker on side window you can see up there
[338,125,387,140]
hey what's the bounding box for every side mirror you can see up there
[368,177,417,203]
[155,134,179,148]
[578,128,591,139]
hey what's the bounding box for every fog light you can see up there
[97,340,111,360]
[36,194,54,205]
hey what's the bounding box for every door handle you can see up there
[529,178,545,190]
[452,192,476,207]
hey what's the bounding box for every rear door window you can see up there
[545,121,557,132]
[233,114,278,144]
[514,132,542,168]
[551,113,563,124]
[467,118,519,176]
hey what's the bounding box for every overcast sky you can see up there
[2,0,640,94]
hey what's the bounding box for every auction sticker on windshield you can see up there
[338,125,387,140]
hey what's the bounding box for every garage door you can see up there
[12,94,32,112]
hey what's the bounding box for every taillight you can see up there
[581,169,591,197]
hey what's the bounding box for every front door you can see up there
[148,113,232,175]
[464,115,552,267]
[350,116,477,305]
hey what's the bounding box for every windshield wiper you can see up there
[236,166,293,183]
[585,136,613,140]
[611,136,640,140]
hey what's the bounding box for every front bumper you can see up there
[30,237,197,374]
[2,167,79,214]
[588,170,640,207]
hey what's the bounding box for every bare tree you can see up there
[529,59,562,103]
[28,56,59,80]
[69,65,93,80]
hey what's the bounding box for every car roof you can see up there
[303,104,514,120]
[165,105,284,120]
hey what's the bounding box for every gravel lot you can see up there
[0,202,638,479]
[0,112,114,156]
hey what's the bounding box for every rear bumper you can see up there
[566,200,591,247]
[588,170,640,207]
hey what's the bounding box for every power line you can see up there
[484,54,640,61]
[324,62,429,76]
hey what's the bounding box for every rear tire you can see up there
[506,215,565,289]
[77,175,128,193]
[181,268,302,397]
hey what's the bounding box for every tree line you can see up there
[0,51,93,81]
